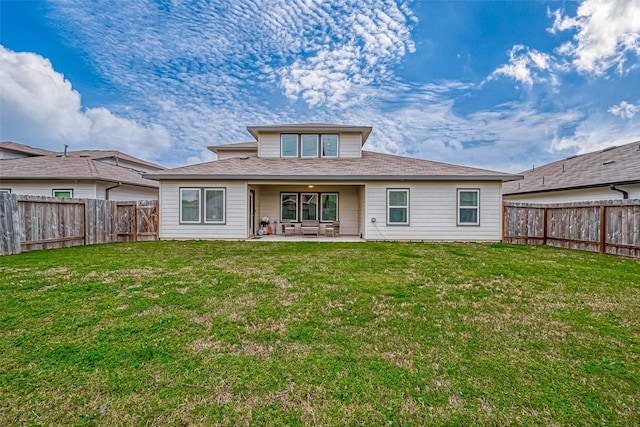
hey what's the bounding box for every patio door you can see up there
[249,190,256,236]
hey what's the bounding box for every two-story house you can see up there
[145,124,521,241]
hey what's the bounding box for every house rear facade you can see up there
[145,124,521,241]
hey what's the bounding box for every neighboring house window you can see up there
[387,189,409,225]
[281,134,299,157]
[458,189,480,225]
[281,193,298,222]
[204,188,226,223]
[301,193,318,220]
[321,134,339,157]
[0,189,10,194]
[180,188,201,223]
[301,134,319,157]
[53,189,73,198]
[320,193,338,222]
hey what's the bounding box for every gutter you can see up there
[610,184,629,199]
[105,182,122,200]
[143,174,524,182]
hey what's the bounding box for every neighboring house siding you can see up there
[339,133,362,158]
[96,183,159,201]
[159,180,247,239]
[256,184,361,235]
[365,181,502,241]
[258,133,281,158]
[503,184,640,203]
[0,180,98,198]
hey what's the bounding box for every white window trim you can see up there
[320,193,339,222]
[180,188,201,224]
[0,188,11,194]
[281,134,299,158]
[280,192,299,222]
[53,189,73,198]
[204,188,226,224]
[387,188,409,225]
[457,188,480,226]
[321,134,339,158]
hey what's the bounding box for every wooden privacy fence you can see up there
[503,200,640,258]
[0,194,158,256]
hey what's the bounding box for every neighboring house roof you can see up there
[0,141,57,157]
[145,151,521,181]
[208,142,258,154]
[0,156,159,188]
[61,150,165,171]
[246,123,373,145]
[503,141,640,195]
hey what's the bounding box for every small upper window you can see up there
[281,134,298,157]
[301,134,319,157]
[53,189,73,198]
[458,189,479,225]
[321,134,339,157]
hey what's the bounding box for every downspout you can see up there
[105,182,122,200]
[609,184,629,199]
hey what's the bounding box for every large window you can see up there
[280,134,339,158]
[301,193,318,220]
[180,188,201,223]
[281,134,298,157]
[387,189,409,225]
[204,189,225,223]
[458,189,479,225]
[321,134,339,157]
[281,192,339,222]
[301,135,319,157]
[320,193,338,222]
[281,193,298,221]
[53,189,73,198]
[180,187,226,224]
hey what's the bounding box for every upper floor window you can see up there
[281,134,339,158]
[281,134,298,157]
[458,189,479,225]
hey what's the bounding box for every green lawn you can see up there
[0,241,639,426]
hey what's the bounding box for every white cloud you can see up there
[549,0,640,75]
[0,45,171,161]
[608,100,639,119]
[489,45,558,87]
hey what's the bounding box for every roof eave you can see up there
[503,179,640,196]
[144,174,522,182]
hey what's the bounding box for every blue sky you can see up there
[1,0,639,172]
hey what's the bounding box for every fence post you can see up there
[133,204,138,242]
[599,204,606,254]
[542,207,548,246]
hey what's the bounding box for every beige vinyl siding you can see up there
[359,185,366,238]
[0,180,98,198]
[255,185,360,235]
[159,180,247,239]
[258,133,281,158]
[365,181,502,241]
[339,133,362,158]
[503,184,640,203]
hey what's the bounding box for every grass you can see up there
[0,241,639,426]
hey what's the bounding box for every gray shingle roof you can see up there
[61,150,165,171]
[0,156,159,188]
[145,151,520,181]
[208,142,258,154]
[503,140,640,195]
